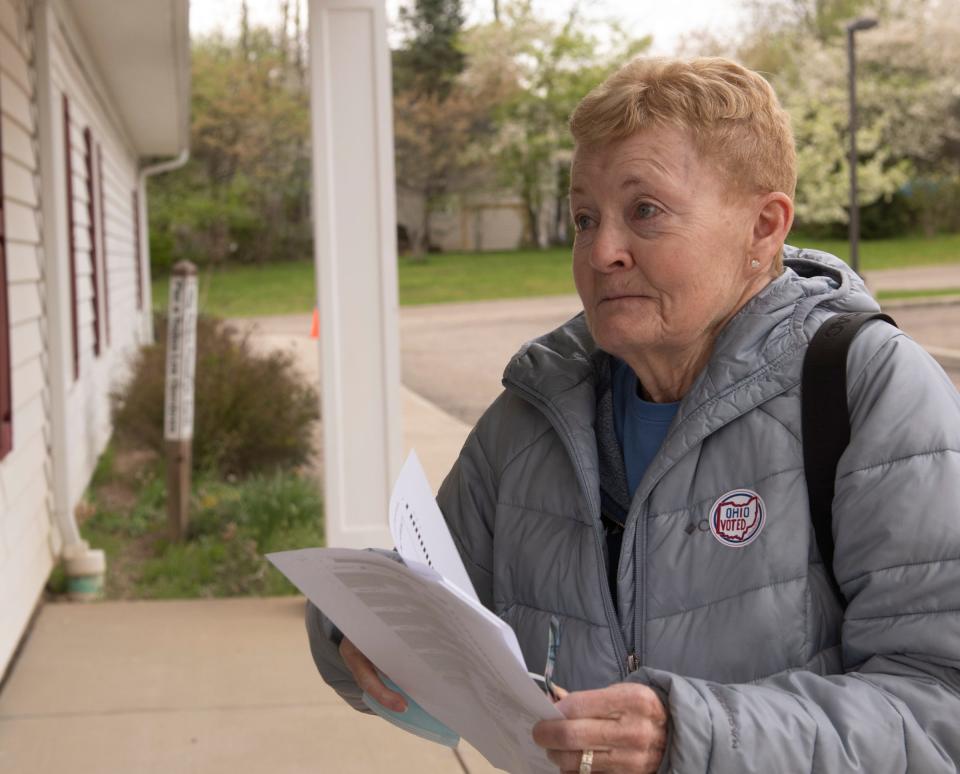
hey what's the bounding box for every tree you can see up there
[393,0,466,99]
[477,2,650,246]
[733,0,960,230]
[787,43,912,225]
[393,83,502,254]
[148,28,311,270]
[391,0,487,255]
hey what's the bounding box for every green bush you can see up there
[112,314,319,477]
[906,176,960,236]
[76,451,324,599]
[136,472,324,598]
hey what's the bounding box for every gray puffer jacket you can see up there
[307,247,960,772]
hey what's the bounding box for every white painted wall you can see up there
[47,0,146,511]
[397,188,562,253]
[0,0,55,678]
[0,0,152,678]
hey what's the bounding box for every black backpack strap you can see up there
[801,311,897,609]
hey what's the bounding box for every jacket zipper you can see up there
[504,377,634,679]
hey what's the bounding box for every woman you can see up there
[307,57,960,772]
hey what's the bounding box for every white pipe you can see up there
[33,0,80,554]
[140,148,190,179]
[136,148,190,343]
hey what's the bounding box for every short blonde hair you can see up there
[569,57,796,269]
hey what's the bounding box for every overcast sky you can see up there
[189,0,751,55]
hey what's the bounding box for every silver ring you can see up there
[579,749,594,774]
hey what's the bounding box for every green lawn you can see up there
[877,287,960,301]
[151,233,960,317]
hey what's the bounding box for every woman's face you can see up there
[570,125,760,364]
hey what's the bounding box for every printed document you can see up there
[267,453,562,774]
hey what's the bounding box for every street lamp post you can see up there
[846,17,878,277]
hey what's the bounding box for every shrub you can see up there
[74,447,325,600]
[112,314,319,477]
[136,472,324,598]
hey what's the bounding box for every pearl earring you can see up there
[750,259,760,268]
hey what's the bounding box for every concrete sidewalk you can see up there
[0,598,497,774]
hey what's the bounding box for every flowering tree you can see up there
[740,0,960,228]
[469,1,650,246]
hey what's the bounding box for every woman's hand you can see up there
[532,683,668,773]
[338,636,408,713]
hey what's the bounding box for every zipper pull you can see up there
[627,653,640,673]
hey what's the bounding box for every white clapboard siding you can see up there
[0,112,31,162]
[2,155,37,206]
[1,0,159,680]
[0,0,17,43]
[4,462,48,549]
[11,390,44,453]
[7,280,42,327]
[0,71,32,130]
[0,28,29,91]
[9,317,42,369]
[0,0,54,682]
[49,1,146,508]
[5,241,39,281]
[4,198,39,243]
[100,150,137,337]
[0,513,53,677]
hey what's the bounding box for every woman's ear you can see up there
[749,192,794,263]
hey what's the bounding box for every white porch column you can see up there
[308,0,402,549]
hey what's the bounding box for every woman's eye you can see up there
[574,214,594,232]
[635,202,660,219]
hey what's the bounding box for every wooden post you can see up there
[164,261,198,541]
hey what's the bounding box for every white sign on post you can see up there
[164,268,198,441]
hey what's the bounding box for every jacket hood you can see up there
[501,246,880,503]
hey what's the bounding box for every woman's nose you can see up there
[589,222,634,273]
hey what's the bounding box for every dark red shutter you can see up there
[0,76,12,458]
[63,95,79,380]
[132,190,143,310]
[82,127,100,357]
[97,143,110,345]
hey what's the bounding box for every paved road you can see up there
[864,264,960,292]
[400,296,960,425]
[400,295,582,424]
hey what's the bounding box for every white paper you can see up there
[268,548,562,774]
[389,451,480,604]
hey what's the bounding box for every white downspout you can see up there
[141,148,190,178]
[137,149,190,344]
[33,0,78,555]
[31,0,105,597]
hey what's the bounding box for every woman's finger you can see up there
[533,717,621,751]
[551,684,569,702]
[546,746,664,774]
[339,637,407,712]
[556,683,666,723]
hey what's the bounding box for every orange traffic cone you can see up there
[310,308,320,339]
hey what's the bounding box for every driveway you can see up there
[400,296,960,425]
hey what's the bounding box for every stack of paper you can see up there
[268,452,562,774]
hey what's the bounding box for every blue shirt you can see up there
[611,358,680,497]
